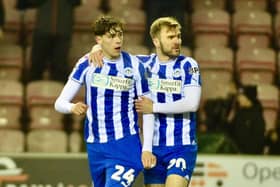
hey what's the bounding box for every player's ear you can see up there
[152,37,159,48]
[95,36,102,45]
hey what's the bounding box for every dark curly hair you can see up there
[92,16,124,36]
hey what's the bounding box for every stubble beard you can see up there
[159,41,180,59]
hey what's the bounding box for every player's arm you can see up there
[88,44,152,67]
[135,86,201,114]
[141,94,156,169]
[142,112,156,169]
[135,60,157,169]
[54,79,88,115]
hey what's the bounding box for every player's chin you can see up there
[174,50,180,55]
[170,50,180,56]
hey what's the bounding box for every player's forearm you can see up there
[153,86,201,114]
[54,79,81,114]
[142,113,155,152]
[55,98,74,114]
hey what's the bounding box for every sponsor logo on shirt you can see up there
[188,67,199,74]
[148,78,182,94]
[91,73,133,91]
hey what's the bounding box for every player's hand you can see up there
[89,44,103,67]
[142,151,156,169]
[135,96,153,114]
[71,102,88,115]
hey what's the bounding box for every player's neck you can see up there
[156,50,170,62]
[157,52,176,63]
[103,53,121,61]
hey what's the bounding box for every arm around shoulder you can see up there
[153,86,201,114]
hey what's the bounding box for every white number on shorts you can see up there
[111,164,135,187]
[167,158,187,171]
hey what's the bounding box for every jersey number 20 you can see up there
[167,158,187,171]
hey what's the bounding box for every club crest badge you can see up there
[124,67,133,77]
[173,68,181,78]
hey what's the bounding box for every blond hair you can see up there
[150,17,181,38]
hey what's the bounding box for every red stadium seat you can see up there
[192,9,230,34]
[23,9,37,31]
[194,46,233,71]
[194,46,234,100]
[0,44,23,81]
[22,9,37,45]
[236,47,276,85]
[0,129,25,152]
[237,34,270,48]
[192,9,230,47]
[74,7,104,31]
[26,129,68,152]
[192,0,226,11]
[26,80,65,130]
[29,107,64,130]
[233,10,272,47]
[232,0,267,11]
[109,0,143,11]
[109,8,146,33]
[0,80,23,129]
[2,0,21,43]
[3,0,20,31]
[107,8,146,46]
[200,81,237,103]
[194,33,229,47]
[26,80,64,106]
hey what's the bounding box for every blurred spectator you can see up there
[17,0,82,82]
[99,0,110,13]
[143,0,187,48]
[265,126,280,155]
[0,0,4,39]
[201,82,237,133]
[197,81,239,154]
[198,84,266,154]
[228,85,266,154]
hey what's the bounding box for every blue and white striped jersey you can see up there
[70,51,149,143]
[138,54,201,147]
